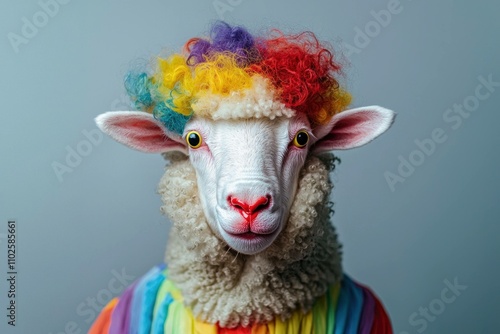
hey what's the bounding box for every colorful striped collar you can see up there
[89,264,392,334]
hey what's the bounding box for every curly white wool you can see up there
[191,76,296,121]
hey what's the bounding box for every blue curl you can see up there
[125,72,154,109]
[153,100,191,135]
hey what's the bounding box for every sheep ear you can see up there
[312,106,395,153]
[95,111,187,154]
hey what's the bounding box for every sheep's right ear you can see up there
[95,111,187,154]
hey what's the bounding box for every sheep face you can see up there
[96,105,395,255]
[183,114,311,254]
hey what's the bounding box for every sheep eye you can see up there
[293,130,309,148]
[186,131,202,149]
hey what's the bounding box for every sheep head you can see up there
[96,105,393,255]
[95,22,395,255]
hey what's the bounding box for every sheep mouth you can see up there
[227,231,263,240]
[219,225,281,254]
[225,228,277,239]
[215,206,282,254]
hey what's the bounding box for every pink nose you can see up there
[228,195,270,220]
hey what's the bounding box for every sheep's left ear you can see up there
[311,106,395,153]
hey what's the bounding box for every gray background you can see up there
[1,0,499,333]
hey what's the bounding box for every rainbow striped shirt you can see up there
[89,264,392,334]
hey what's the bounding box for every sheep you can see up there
[88,22,395,334]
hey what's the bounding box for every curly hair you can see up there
[124,21,351,134]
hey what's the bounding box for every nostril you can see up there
[229,197,244,211]
[229,196,248,213]
[249,195,270,214]
[228,195,271,214]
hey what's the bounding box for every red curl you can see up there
[249,31,342,125]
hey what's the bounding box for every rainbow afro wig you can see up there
[125,21,352,135]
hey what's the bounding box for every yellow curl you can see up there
[192,52,254,96]
[331,88,352,115]
[156,55,193,116]
[314,88,352,125]
[155,53,254,116]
